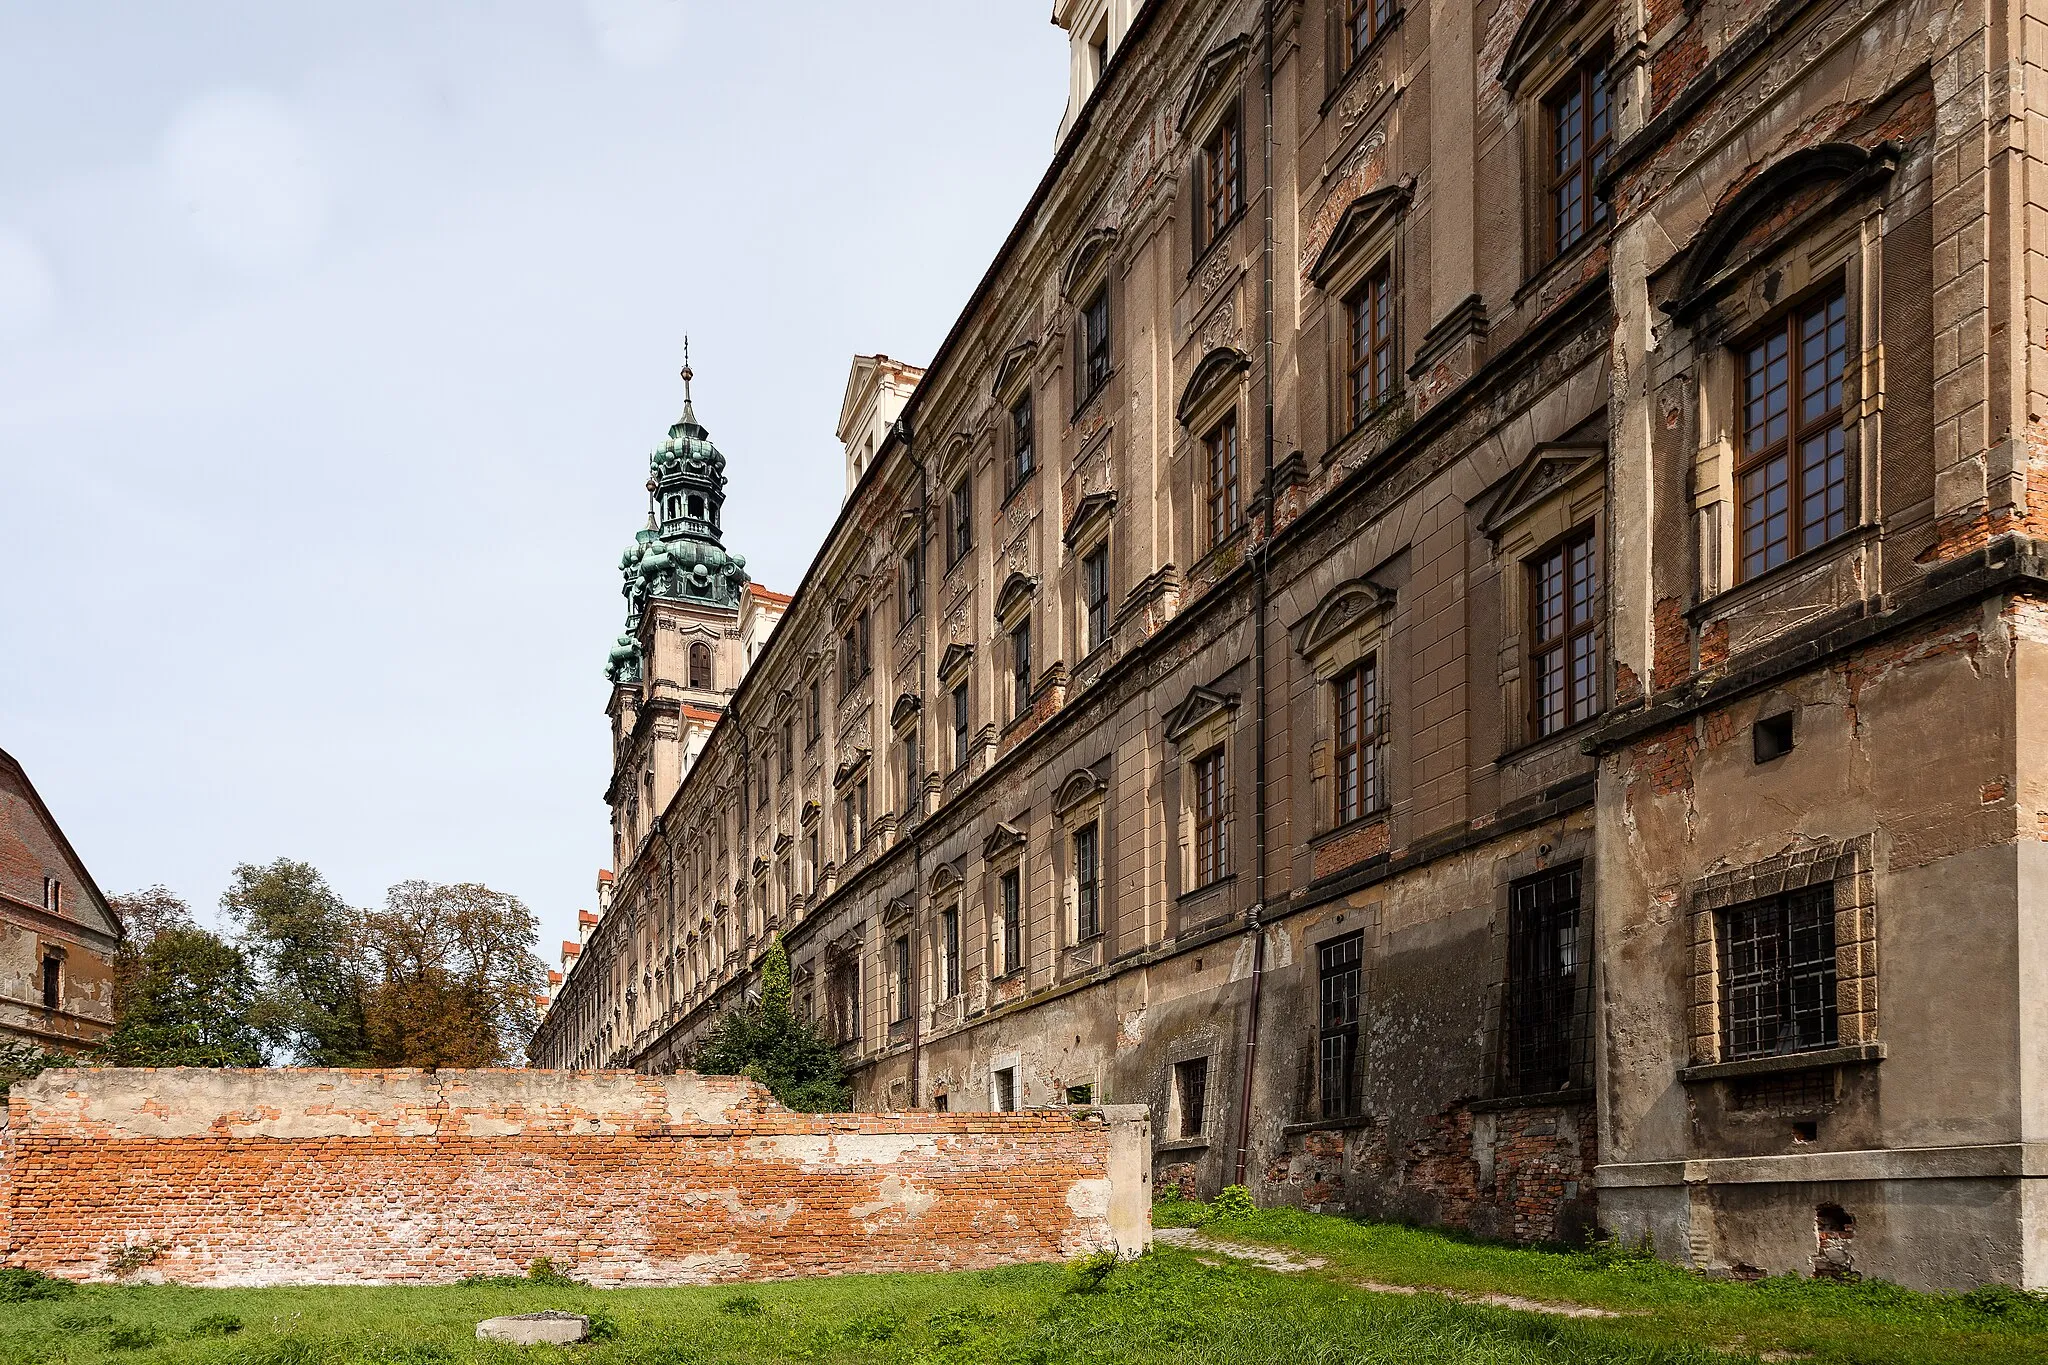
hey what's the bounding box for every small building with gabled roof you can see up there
[0,747,119,1053]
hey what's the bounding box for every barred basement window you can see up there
[1192,746,1229,887]
[1332,658,1380,824]
[1318,932,1363,1118]
[1502,865,1589,1095]
[1074,821,1101,940]
[1174,1056,1209,1137]
[1721,885,1837,1060]
[994,1065,1018,1112]
[1738,288,1851,579]
[41,952,61,1011]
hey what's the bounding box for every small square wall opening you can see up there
[1754,712,1795,763]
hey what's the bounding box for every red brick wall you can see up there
[2,1068,1149,1287]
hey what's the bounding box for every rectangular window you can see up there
[1204,410,1242,548]
[1192,746,1228,887]
[1174,1056,1209,1137]
[40,952,60,1011]
[1000,868,1022,975]
[952,682,971,770]
[757,760,770,809]
[1074,821,1100,940]
[858,610,872,678]
[1530,529,1600,737]
[1739,288,1850,580]
[994,1065,1018,1112]
[948,473,973,566]
[1721,885,1837,1061]
[1080,287,1112,402]
[901,545,921,622]
[1332,658,1379,825]
[1199,102,1244,253]
[1083,544,1110,653]
[808,679,821,742]
[893,935,912,1023]
[1318,932,1364,1119]
[901,729,921,811]
[1065,1083,1094,1105]
[42,877,60,912]
[841,624,858,692]
[1503,866,1587,1094]
[780,718,794,777]
[1345,264,1396,426]
[941,906,961,998]
[806,828,819,890]
[1011,620,1032,720]
[1545,57,1612,259]
[1344,0,1395,68]
[1010,392,1035,492]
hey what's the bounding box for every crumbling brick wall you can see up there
[2,1068,1150,1287]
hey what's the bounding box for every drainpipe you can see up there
[1233,0,1278,1192]
[898,414,927,1109]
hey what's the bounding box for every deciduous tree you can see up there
[222,859,371,1066]
[360,880,545,1067]
[97,927,264,1067]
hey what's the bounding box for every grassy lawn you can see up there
[4,1201,2046,1364]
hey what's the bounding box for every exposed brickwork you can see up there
[1651,597,1691,692]
[2,1069,1147,1287]
[1310,818,1391,881]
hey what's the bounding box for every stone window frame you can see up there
[1065,489,1118,666]
[1670,144,1897,604]
[1063,229,1119,417]
[1165,685,1240,901]
[982,821,1029,981]
[1498,0,1615,290]
[1483,445,1607,756]
[1476,828,1596,1104]
[1684,835,1877,1070]
[1309,182,1409,451]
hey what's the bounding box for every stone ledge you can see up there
[1595,1141,2048,1189]
[1679,1043,1884,1084]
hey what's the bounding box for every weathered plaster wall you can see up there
[0,1068,1150,1287]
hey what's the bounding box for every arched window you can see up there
[689,642,713,689]
[688,494,704,520]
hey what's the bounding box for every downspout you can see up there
[897,414,927,1109]
[1233,0,1278,1191]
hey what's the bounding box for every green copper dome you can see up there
[606,345,750,683]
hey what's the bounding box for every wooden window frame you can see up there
[1204,409,1243,550]
[951,681,971,771]
[1073,820,1101,940]
[1009,392,1036,494]
[892,935,912,1023]
[1343,0,1395,71]
[940,905,961,999]
[1192,745,1229,887]
[1527,526,1600,737]
[999,867,1023,976]
[1736,287,1852,580]
[1082,543,1110,654]
[1010,619,1033,721]
[1317,932,1364,1119]
[948,472,974,567]
[1331,657,1380,825]
[1078,286,1112,407]
[1197,100,1244,256]
[1344,263,1396,428]
[900,545,921,623]
[1542,55,1612,262]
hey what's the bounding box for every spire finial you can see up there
[680,336,693,403]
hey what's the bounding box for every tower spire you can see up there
[679,336,696,425]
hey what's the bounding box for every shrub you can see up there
[105,1324,162,1351]
[526,1256,581,1287]
[0,1266,74,1302]
[1209,1184,1257,1221]
[718,1292,765,1317]
[842,1307,903,1342]
[106,1239,168,1275]
[585,1308,620,1342]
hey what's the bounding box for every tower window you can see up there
[688,494,704,520]
[689,643,713,690]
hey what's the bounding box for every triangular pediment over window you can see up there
[938,642,975,684]
[883,895,914,927]
[1163,684,1240,745]
[1308,180,1413,288]
[1176,34,1252,132]
[991,338,1037,400]
[1063,489,1118,547]
[1295,578,1394,658]
[982,821,1027,861]
[1498,0,1598,95]
[1481,443,1606,535]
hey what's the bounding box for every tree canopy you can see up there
[96,926,266,1067]
[223,858,372,1066]
[361,880,547,1067]
[691,935,851,1112]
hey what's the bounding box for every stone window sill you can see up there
[1680,1043,1884,1084]
[1156,1135,1210,1153]
[1280,1113,1376,1137]
[1469,1086,1594,1114]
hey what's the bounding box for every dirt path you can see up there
[1154,1227,1621,1319]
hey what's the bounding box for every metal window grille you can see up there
[1193,747,1228,886]
[1546,58,1611,258]
[1721,885,1837,1060]
[1074,822,1100,940]
[1739,288,1850,579]
[1529,529,1599,737]
[1318,932,1364,1118]
[1332,658,1380,824]
[995,1067,1018,1112]
[1502,865,1590,1095]
[1175,1056,1209,1136]
[1205,411,1242,547]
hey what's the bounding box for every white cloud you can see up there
[584,0,687,68]
[0,230,56,343]
[161,91,330,273]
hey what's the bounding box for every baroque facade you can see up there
[532,0,2048,1287]
[0,747,118,1053]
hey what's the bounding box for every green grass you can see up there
[2,1204,2045,1364]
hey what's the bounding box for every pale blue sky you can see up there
[0,2,1069,951]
